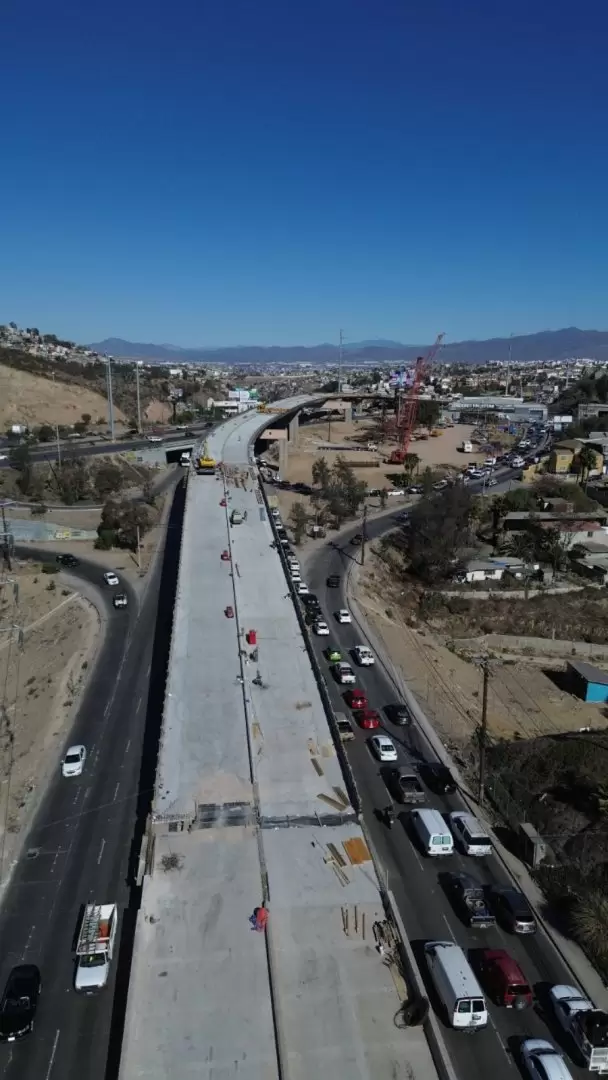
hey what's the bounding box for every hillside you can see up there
[0,363,127,429]
[90,327,608,366]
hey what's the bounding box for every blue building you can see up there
[567,660,608,703]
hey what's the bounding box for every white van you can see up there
[448,811,492,857]
[410,808,454,856]
[424,941,488,1030]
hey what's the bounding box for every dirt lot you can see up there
[0,564,100,878]
[351,550,608,749]
[0,363,127,429]
[282,416,484,488]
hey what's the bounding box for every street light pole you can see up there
[105,357,115,441]
[135,361,143,435]
[0,501,12,570]
[55,424,62,467]
[361,503,368,566]
[478,658,490,804]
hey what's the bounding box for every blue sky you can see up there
[1,0,607,347]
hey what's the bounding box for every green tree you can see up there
[94,463,124,498]
[331,456,368,515]
[312,456,331,492]
[506,531,538,563]
[402,452,420,479]
[420,466,435,495]
[37,424,55,443]
[572,891,608,968]
[540,524,575,577]
[288,502,309,545]
[9,443,35,496]
[53,459,89,504]
[417,401,441,428]
[407,485,475,583]
[576,445,598,484]
[81,413,92,427]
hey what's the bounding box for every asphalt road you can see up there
[303,508,587,1080]
[0,475,186,1080]
[0,424,210,469]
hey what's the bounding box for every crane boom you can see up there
[389,333,445,464]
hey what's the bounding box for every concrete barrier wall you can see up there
[452,633,608,662]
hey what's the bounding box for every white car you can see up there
[103,572,120,587]
[297,582,309,595]
[62,744,86,778]
[520,1039,574,1080]
[387,488,405,497]
[335,609,351,624]
[370,735,398,762]
[314,621,330,636]
[353,645,375,666]
[550,984,593,1033]
[290,569,301,582]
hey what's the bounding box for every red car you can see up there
[354,709,380,729]
[344,689,368,710]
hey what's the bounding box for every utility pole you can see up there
[135,361,143,435]
[338,329,344,394]
[55,424,62,468]
[360,503,368,566]
[505,335,513,397]
[136,525,141,572]
[478,658,490,805]
[105,357,115,441]
[0,502,12,570]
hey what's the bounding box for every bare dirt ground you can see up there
[0,565,100,879]
[351,550,608,750]
[0,363,127,428]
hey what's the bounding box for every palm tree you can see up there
[506,531,537,563]
[576,445,598,485]
[311,456,331,492]
[402,452,420,479]
[572,891,608,967]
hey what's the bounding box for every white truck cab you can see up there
[75,904,118,992]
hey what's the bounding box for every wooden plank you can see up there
[317,792,346,811]
[311,757,324,777]
[343,836,371,865]
[326,842,347,868]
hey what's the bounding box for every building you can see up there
[548,440,604,477]
[503,510,608,548]
[448,397,547,423]
[567,660,608,703]
[456,556,533,583]
[577,402,608,422]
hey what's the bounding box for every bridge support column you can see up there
[343,404,353,423]
[278,439,289,475]
[288,413,299,448]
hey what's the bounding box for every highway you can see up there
[0,424,209,469]
[303,506,587,1080]
[0,475,186,1080]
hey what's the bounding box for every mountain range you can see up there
[89,328,608,367]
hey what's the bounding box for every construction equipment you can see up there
[75,904,118,992]
[388,333,445,464]
[196,440,216,475]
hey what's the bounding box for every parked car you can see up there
[385,703,411,726]
[488,885,536,934]
[56,554,79,568]
[0,965,41,1041]
[444,872,496,928]
[62,744,86,778]
[103,571,120,587]
[354,708,380,729]
[477,949,532,1009]
[296,582,310,595]
[369,734,398,762]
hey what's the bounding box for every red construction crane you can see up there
[388,333,445,464]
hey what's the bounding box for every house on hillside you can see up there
[548,440,604,477]
[503,510,608,546]
[568,538,608,585]
[455,555,537,584]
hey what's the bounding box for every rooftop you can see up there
[568,659,608,687]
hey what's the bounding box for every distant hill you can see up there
[89,328,608,366]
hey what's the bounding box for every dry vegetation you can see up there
[0,362,127,429]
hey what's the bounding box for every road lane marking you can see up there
[113,783,120,802]
[97,838,106,864]
[136,695,142,713]
[442,913,457,942]
[487,1010,513,1063]
[125,740,131,753]
[45,1030,60,1080]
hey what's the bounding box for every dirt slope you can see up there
[0,364,127,428]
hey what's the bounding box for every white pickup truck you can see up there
[353,645,375,666]
[333,662,356,685]
[75,904,118,992]
[551,984,608,1072]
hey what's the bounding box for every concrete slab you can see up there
[265,826,434,1080]
[119,830,279,1080]
[153,470,253,820]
